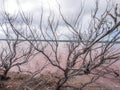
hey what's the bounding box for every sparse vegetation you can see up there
[0,72,109,90]
[0,0,120,90]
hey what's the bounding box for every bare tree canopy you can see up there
[0,18,36,78]
[0,0,120,90]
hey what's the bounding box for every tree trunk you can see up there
[3,69,9,78]
[56,85,61,90]
[56,77,68,90]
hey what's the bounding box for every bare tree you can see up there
[2,0,120,90]
[0,12,35,79]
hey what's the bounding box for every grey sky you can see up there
[0,0,120,39]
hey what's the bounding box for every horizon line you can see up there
[0,39,120,44]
